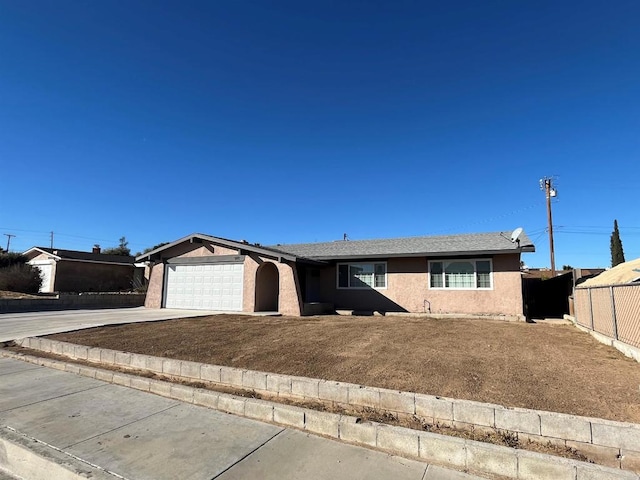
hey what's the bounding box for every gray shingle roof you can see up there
[269,231,535,260]
[135,233,299,263]
[33,247,137,264]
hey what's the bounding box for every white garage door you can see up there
[164,263,244,311]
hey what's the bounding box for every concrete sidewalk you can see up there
[0,357,478,480]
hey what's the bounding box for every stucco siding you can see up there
[145,263,164,308]
[242,255,259,312]
[144,242,303,315]
[30,252,54,262]
[318,254,523,316]
[175,244,238,258]
[318,257,425,312]
[277,261,302,316]
[425,254,523,316]
[243,255,302,316]
[141,237,523,316]
[159,243,239,260]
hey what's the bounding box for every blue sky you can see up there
[1,1,638,267]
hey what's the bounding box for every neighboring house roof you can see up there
[574,268,606,278]
[136,230,534,263]
[522,269,573,279]
[23,247,136,266]
[522,268,606,281]
[579,258,640,287]
[270,231,535,260]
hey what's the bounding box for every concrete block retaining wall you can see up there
[567,315,640,363]
[13,337,640,476]
[0,293,145,313]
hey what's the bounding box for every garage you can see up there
[139,234,302,315]
[163,262,244,311]
[28,260,54,293]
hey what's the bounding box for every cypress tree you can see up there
[610,219,626,267]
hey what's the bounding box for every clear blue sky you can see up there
[1,1,639,268]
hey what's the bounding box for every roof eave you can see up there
[136,233,298,263]
[305,248,532,261]
[61,258,135,267]
[22,247,61,260]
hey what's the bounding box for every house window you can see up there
[338,262,387,289]
[429,259,493,289]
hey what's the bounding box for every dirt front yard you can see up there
[47,314,640,423]
[0,290,43,299]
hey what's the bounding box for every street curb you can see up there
[0,426,118,480]
[13,336,640,473]
[2,349,639,480]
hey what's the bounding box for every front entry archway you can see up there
[255,262,279,312]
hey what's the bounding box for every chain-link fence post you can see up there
[588,288,594,331]
[610,286,619,340]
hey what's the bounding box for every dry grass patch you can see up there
[46,314,640,423]
[0,290,43,299]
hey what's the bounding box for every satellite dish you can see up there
[510,227,523,243]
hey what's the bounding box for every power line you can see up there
[432,201,545,235]
[558,225,640,229]
[530,232,548,244]
[0,227,50,234]
[555,230,640,236]
[0,227,148,248]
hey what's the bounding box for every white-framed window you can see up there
[337,262,387,289]
[429,259,493,290]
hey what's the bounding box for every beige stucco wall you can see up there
[243,254,302,316]
[144,263,164,308]
[318,254,524,316]
[143,239,522,316]
[425,254,524,316]
[175,244,238,258]
[143,241,303,315]
[276,261,303,316]
[30,252,54,262]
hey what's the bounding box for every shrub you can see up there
[0,264,43,293]
[0,252,27,268]
[102,236,131,256]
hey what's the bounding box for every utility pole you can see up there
[50,231,54,249]
[4,233,16,252]
[540,177,557,277]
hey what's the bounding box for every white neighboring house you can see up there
[23,246,139,293]
[28,257,55,293]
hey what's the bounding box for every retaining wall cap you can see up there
[5,348,640,480]
[19,338,640,458]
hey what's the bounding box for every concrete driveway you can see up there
[0,307,222,342]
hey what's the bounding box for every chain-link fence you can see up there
[574,284,640,348]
